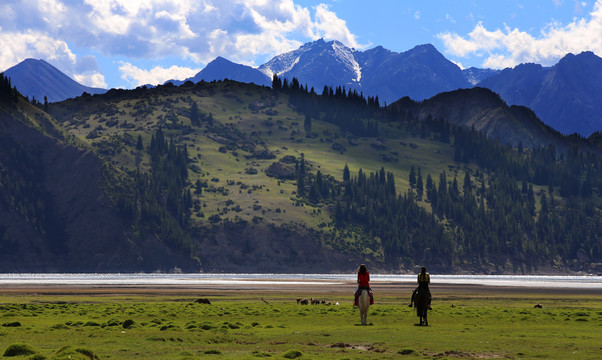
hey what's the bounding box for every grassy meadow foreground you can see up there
[1,286,601,359]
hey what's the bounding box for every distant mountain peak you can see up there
[4,58,106,102]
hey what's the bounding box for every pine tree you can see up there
[409,166,416,188]
[416,168,424,199]
[343,163,350,182]
[463,172,472,194]
[272,73,282,90]
[190,101,200,126]
[304,113,312,132]
[297,154,306,197]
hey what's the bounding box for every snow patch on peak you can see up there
[260,55,301,77]
[332,41,362,82]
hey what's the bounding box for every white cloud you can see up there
[414,10,421,20]
[73,72,107,89]
[119,62,201,87]
[438,0,602,68]
[314,4,362,49]
[0,0,363,70]
[0,30,75,71]
[0,30,107,88]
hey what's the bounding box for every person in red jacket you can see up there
[354,264,374,306]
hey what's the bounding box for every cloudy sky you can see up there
[1,0,601,89]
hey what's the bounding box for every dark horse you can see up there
[415,287,429,326]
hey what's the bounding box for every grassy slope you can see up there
[50,81,470,235]
[0,291,600,359]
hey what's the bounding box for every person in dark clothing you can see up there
[409,266,431,309]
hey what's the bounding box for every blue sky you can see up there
[1,0,600,89]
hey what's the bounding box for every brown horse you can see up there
[415,287,429,326]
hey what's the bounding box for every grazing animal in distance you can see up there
[195,298,211,304]
[534,304,543,308]
[299,298,309,305]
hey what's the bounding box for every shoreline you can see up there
[2,280,601,297]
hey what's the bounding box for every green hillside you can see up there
[2,75,600,273]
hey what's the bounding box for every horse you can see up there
[415,287,429,326]
[358,289,370,325]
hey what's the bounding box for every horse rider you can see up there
[409,266,432,309]
[354,264,374,306]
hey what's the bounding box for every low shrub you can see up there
[2,322,21,327]
[282,349,303,359]
[122,319,135,329]
[3,343,36,357]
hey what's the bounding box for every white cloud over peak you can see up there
[314,4,362,49]
[438,0,602,68]
[0,29,106,88]
[0,0,362,87]
[119,62,201,87]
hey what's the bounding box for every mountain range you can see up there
[479,51,602,137]
[3,39,602,136]
[258,39,470,103]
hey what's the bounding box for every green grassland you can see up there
[1,290,600,359]
[48,81,473,232]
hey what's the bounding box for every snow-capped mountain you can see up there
[259,39,362,92]
[259,39,471,103]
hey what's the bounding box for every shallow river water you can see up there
[0,273,600,289]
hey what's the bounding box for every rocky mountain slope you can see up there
[478,51,602,137]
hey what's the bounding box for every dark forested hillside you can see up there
[1,73,601,273]
[278,79,601,273]
[0,74,199,272]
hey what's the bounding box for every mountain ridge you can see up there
[477,51,602,136]
[167,56,271,87]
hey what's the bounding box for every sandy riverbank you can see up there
[1,279,601,298]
